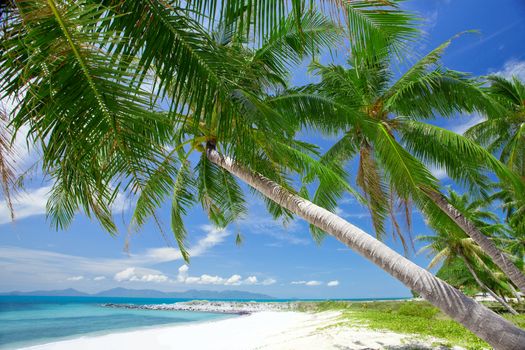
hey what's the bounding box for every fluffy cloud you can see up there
[244,276,258,285]
[66,276,84,281]
[114,267,168,283]
[176,265,275,286]
[93,276,106,281]
[327,280,340,287]
[225,275,242,285]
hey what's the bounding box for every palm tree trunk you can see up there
[459,254,519,315]
[509,284,523,304]
[423,189,525,295]
[207,148,525,350]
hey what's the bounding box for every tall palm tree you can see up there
[304,32,525,294]
[419,191,519,314]
[1,1,524,347]
[466,76,525,241]
[467,76,525,176]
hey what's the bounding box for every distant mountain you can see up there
[1,288,89,297]
[93,287,171,298]
[1,288,275,300]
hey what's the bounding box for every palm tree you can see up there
[304,32,525,295]
[467,76,525,176]
[466,76,525,246]
[419,191,518,314]
[1,1,524,347]
[206,149,525,348]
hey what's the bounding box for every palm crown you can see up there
[304,33,523,251]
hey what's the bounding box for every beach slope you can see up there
[21,311,441,350]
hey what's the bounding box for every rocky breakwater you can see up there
[102,301,298,315]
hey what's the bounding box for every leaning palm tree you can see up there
[1,1,524,348]
[419,191,519,314]
[304,32,525,295]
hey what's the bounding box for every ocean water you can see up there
[0,296,236,349]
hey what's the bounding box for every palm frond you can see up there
[170,159,197,262]
[3,1,173,231]
[399,120,525,197]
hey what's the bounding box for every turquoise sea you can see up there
[0,296,237,349]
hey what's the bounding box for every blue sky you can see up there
[1,0,525,299]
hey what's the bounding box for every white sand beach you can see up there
[21,311,449,350]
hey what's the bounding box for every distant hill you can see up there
[1,288,275,300]
[1,288,89,297]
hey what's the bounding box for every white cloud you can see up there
[244,276,258,285]
[0,226,231,289]
[305,280,322,286]
[111,191,131,214]
[449,113,485,136]
[225,274,242,285]
[93,276,106,281]
[114,267,168,283]
[291,280,322,286]
[177,264,189,282]
[66,276,84,281]
[188,225,230,256]
[0,185,131,225]
[175,264,274,286]
[0,186,51,224]
[139,226,230,265]
[327,280,340,287]
[428,166,448,180]
[184,274,224,285]
[261,278,277,286]
[493,59,525,81]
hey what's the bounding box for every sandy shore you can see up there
[20,311,450,350]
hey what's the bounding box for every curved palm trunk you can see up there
[207,148,525,350]
[459,254,518,315]
[423,189,525,295]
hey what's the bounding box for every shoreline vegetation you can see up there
[98,300,525,349]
